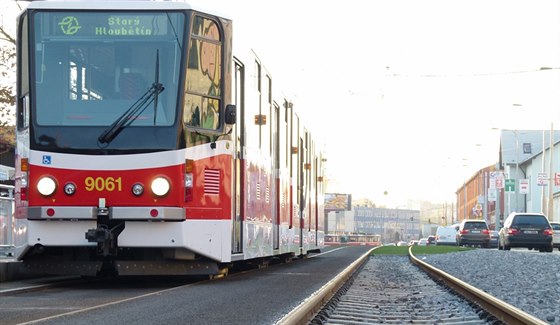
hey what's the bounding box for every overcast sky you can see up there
[5,0,560,208]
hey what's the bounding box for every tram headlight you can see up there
[151,177,170,197]
[132,183,144,196]
[37,176,57,196]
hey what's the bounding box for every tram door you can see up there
[299,137,306,252]
[231,61,244,254]
[272,103,280,250]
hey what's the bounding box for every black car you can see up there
[498,213,553,252]
[456,219,490,247]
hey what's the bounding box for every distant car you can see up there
[435,225,457,246]
[396,241,408,246]
[418,238,428,246]
[408,240,419,246]
[488,230,499,248]
[551,222,560,251]
[426,235,436,246]
[456,219,490,247]
[384,243,396,246]
[498,213,553,252]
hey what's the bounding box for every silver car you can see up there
[550,222,560,251]
[488,230,499,248]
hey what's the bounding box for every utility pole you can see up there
[548,123,554,219]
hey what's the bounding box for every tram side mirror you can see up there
[224,104,236,125]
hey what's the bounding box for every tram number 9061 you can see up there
[85,176,123,192]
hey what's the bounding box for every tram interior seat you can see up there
[119,72,146,100]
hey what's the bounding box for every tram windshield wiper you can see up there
[98,51,164,145]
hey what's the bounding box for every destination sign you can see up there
[40,12,179,38]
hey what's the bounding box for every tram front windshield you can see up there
[30,11,186,151]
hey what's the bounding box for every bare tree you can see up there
[0,2,23,145]
[0,33,15,127]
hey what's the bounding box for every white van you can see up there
[435,225,457,246]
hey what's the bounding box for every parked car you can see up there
[426,235,436,245]
[408,240,419,246]
[435,225,457,246]
[396,241,408,246]
[456,219,490,247]
[488,230,499,248]
[551,222,560,251]
[418,238,428,246]
[498,212,553,252]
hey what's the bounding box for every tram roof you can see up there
[23,0,227,18]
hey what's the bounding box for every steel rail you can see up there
[409,247,548,325]
[275,247,376,325]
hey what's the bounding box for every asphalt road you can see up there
[1,245,372,325]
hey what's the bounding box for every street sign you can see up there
[519,179,529,194]
[505,179,515,192]
[491,171,504,189]
[495,176,504,189]
[538,173,548,186]
[489,172,497,189]
[487,188,497,202]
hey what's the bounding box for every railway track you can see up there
[2,247,551,324]
[277,247,548,325]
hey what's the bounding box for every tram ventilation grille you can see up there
[204,169,220,195]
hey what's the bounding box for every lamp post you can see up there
[462,159,468,221]
[547,123,554,219]
[514,129,519,214]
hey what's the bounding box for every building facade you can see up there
[457,130,560,229]
[327,206,421,243]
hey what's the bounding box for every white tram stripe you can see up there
[29,141,233,171]
[30,149,187,171]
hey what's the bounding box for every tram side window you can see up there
[17,13,29,130]
[184,16,221,130]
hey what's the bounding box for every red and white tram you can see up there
[13,0,326,276]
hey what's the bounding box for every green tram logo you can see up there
[59,16,81,35]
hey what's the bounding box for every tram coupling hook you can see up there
[85,223,125,257]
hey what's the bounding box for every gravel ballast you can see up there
[420,249,560,324]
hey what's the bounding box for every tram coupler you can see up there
[97,207,109,216]
[85,222,125,257]
[97,198,109,216]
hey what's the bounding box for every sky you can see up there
[4,0,560,208]
[187,0,560,208]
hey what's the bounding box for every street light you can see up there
[462,159,468,221]
[546,123,554,219]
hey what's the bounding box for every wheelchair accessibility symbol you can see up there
[42,155,52,165]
